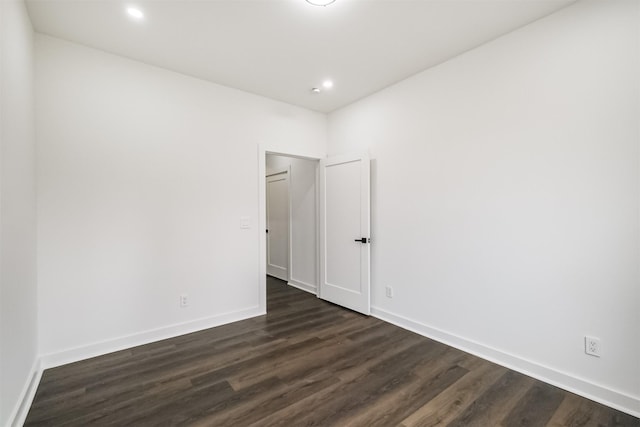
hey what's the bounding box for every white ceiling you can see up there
[26,0,575,113]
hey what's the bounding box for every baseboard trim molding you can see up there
[40,306,264,370]
[288,279,317,295]
[8,358,42,427]
[371,306,640,418]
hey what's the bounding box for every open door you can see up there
[319,153,370,315]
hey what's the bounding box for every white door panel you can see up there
[320,153,370,315]
[325,160,361,292]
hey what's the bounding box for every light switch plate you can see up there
[240,216,251,229]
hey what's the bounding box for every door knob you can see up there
[354,238,370,243]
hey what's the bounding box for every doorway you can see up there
[265,154,319,296]
[258,147,371,317]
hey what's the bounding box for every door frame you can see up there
[258,144,323,314]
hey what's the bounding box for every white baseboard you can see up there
[288,279,317,295]
[8,358,42,427]
[267,266,287,282]
[40,306,264,370]
[371,306,640,418]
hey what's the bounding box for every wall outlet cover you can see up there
[585,336,601,357]
[180,294,189,308]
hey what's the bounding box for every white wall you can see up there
[0,0,38,425]
[266,155,317,293]
[328,0,639,415]
[36,35,326,364]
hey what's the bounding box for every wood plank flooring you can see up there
[25,277,639,426]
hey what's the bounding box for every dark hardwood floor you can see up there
[25,277,639,426]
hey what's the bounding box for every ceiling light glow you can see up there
[305,0,336,6]
[127,7,144,19]
[322,80,333,89]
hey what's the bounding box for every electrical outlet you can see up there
[585,336,601,357]
[180,294,189,308]
[385,286,394,298]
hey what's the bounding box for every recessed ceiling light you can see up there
[306,0,336,6]
[322,80,333,89]
[126,7,144,20]
[311,88,321,94]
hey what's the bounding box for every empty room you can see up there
[1,0,639,425]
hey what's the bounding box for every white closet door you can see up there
[266,171,289,281]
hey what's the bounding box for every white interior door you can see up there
[319,153,370,315]
[266,171,289,281]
